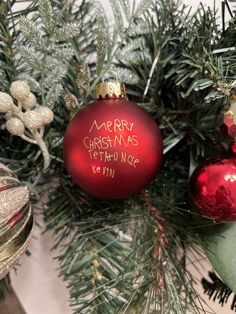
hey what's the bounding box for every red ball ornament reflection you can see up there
[230,140,236,155]
[63,82,163,199]
[189,157,236,221]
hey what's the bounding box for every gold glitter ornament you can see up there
[6,117,25,136]
[36,107,54,125]
[10,81,30,101]
[0,162,33,279]
[64,93,80,119]
[21,92,37,110]
[0,92,14,113]
[0,186,29,224]
[0,80,54,170]
[0,2,7,16]
[23,110,44,129]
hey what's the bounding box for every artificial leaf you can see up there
[201,222,236,293]
[19,17,43,48]
[39,0,55,33]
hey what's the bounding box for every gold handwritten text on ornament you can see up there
[83,135,138,149]
[84,119,140,178]
[92,166,115,178]
[88,151,139,167]
[89,119,134,133]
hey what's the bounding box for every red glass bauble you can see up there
[189,157,236,221]
[230,140,236,155]
[63,91,163,199]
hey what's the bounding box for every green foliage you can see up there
[46,173,207,313]
[0,276,10,302]
[0,63,7,86]
[19,16,43,49]
[134,0,155,17]
[95,0,154,81]
[118,0,131,20]
[110,0,124,31]
[0,0,96,173]
[0,2,15,90]
[18,0,79,106]
[39,0,55,33]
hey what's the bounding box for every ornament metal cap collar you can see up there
[96,82,126,99]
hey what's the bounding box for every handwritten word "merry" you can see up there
[89,119,134,133]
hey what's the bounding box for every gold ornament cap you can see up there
[96,82,126,99]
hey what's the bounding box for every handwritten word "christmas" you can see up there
[83,135,138,150]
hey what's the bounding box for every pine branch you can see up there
[53,23,80,42]
[45,180,134,313]
[134,0,154,18]
[0,63,7,88]
[118,0,131,20]
[19,17,44,49]
[110,0,124,32]
[55,0,97,100]
[45,164,208,314]
[39,0,55,33]
[117,38,146,65]
[45,83,64,106]
[17,0,80,107]
[0,2,15,90]
[17,47,42,71]
[0,276,10,302]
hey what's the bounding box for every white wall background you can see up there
[10,1,234,314]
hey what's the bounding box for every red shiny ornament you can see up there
[230,140,236,155]
[220,111,236,138]
[63,94,163,199]
[189,157,236,221]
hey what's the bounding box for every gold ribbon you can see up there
[0,232,32,280]
[0,211,33,262]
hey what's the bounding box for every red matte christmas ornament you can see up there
[189,156,236,221]
[63,82,163,199]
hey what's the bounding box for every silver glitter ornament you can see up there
[0,162,33,279]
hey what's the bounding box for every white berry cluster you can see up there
[0,81,54,170]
